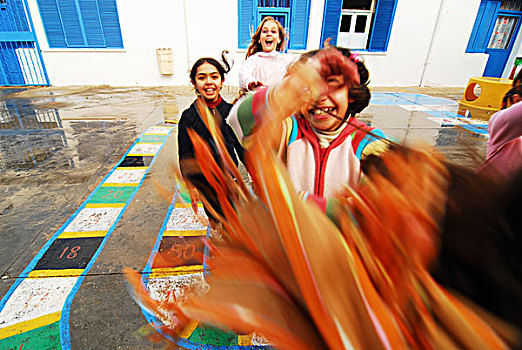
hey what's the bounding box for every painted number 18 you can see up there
[58,246,81,259]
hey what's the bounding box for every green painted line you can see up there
[89,186,135,204]
[188,324,238,346]
[0,321,61,350]
[178,187,191,204]
[139,135,168,143]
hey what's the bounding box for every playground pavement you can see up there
[0,85,487,349]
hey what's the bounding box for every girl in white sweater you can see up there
[239,16,296,92]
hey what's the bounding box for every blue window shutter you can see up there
[368,0,398,51]
[79,0,105,47]
[289,0,310,50]
[320,0,342,47]
[467,0,499,53]
[238,0,255,49]
[97,0,123,48]
[38,0,122,49]
[57,0,85,47]
[37,0,67,48]
[8,0,30,31]
[467,1,486,52]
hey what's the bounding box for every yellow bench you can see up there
[458,77,512,120]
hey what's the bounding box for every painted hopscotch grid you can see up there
[371,93,489,138]
[141,187,264,349]
[0,124,176,350]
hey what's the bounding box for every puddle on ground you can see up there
[0,87,188,172]
[0,92,136,172]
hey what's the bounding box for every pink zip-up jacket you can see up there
[478,101,522,180]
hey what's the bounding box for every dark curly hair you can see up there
[501,85,522,109]
[298,47,371,119]
[189,50,232,84]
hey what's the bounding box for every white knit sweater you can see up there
[239,51,297,91]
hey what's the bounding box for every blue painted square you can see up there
[370,93,415,105]
[370,92,458,107]
[425,111,462,118]
[394,93,457,106]
[459,124,489,135]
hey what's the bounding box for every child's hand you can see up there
[248,81,264,91]
[188,186,201,214]
[313,47,360,87]
[270,48,359,118]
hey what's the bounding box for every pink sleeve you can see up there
[487,101,522,157]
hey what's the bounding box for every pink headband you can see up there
[350,53,360,63]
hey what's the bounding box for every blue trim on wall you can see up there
[320,0,397,51]
[238,0,310,50]
[319,0,342,47]
[238,0,255,49]
[466,0,501,53]
[467,1,487,52]
[0,32,36,41]
[23,0,50,85]
[484,11,522,77]
[368,0,398,52]
[289,0,311,50]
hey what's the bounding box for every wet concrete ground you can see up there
[0,85,485,349]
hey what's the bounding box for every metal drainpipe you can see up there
[419,0,447,87]
[183,0,191,72]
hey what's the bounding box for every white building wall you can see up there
[29,0,240,86]
[307,0,326,49]
[357,0,489,87]
[420,0,489,86]
[358,0,441,86]
[26,0,511,87]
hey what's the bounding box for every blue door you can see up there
[484,12,522,77]
[0,0,49,86]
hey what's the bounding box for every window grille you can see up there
[258,0,290,7]
[239,0,310,50]
[500,1,522,11]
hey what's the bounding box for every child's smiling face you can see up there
[260,21,281,53]
[193,62,223,103]
[302,75,350,132]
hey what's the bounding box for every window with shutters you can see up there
[37,0,123,49]
[321,0,397,51]
[338,0,375,49]
[238,0,311,50]
[466,1,522,53]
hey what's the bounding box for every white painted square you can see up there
[145,273,206,327]
[398,105,430,111]
[106,168,147,183]
[147,273,206,303]
[0,277,78,328]
[461,119,489,125]
[146,126,172,134]
[428,105,458,112]
[64,207,122,232]
[399,105,458,112]
[166,208,208,231]
[128,143,162,155]
[426,117,465,126]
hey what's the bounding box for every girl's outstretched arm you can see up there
[229,48,360,146]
